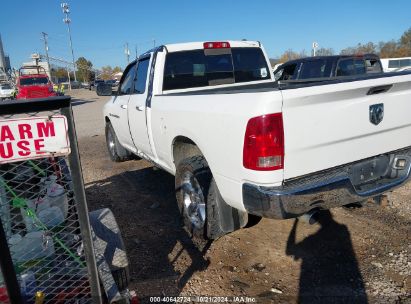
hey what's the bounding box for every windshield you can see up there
[19,77,49,86]
[0,84,12,89]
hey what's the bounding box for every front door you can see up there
[128,55,152,156]
[109,62,137,150]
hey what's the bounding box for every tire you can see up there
[175,156,247,246]
[105,122,131,162]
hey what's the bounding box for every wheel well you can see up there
[173,136,203,167]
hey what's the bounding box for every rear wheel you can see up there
[175,156,247,247]
[105,122,131,162]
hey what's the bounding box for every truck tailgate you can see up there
[281,73,411,180]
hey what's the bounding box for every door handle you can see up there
[367,84,393,95]
[136,106,144,111]
[120,104,128,109]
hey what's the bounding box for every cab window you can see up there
[134,57,150,94]
[336,58,366,76]
[299,59,333,79]
[275,63,299,81]
[119,62,137,95]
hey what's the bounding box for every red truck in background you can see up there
[15,66,57,100]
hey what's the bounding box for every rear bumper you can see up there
[243,147,411,219]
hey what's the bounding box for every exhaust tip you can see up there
[300,209,320,225]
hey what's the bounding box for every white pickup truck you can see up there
[100,40,411,242]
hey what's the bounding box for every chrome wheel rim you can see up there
[181,172,206,230]
[107,129,116,156]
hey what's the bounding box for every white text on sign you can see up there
[0,116,70,164]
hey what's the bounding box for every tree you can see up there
[112,66,122,74]
[340,42,377,55]
[316,47,335,56]
[278,49,301,63]
[378,40,398,58]
[75,57,93,82]
[100,65,113,80]
[400,27,411,47]
[51,67,68,80]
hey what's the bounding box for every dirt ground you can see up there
[70,90,410,303]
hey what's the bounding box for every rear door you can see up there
[128,55,153,156]
[281,74,411,179]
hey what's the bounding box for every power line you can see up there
[124,42,130,63]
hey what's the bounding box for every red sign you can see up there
[0,116,70,163]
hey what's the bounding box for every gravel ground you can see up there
[69,89,410,304]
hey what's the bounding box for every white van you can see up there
[380,57,411,72]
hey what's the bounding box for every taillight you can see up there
[203,41,230,49]
[243,113,284,171]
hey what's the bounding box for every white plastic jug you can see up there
[38,206,64,228]
[27,196,50,213]
[45,175,68,219]
[21,208,38,232]
[10,231,55,264]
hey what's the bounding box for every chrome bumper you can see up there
[243,147,411,219]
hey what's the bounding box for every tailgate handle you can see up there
[367,84,393,95]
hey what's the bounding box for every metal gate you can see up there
[0,97,101,303]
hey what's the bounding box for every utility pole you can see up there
[61,3,77,82]
[41,32,51,78]
[312,41,319,57]
[124,43,130,63]
[135,45,138,59]
[153,39,156,48]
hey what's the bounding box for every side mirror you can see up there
[96,83,114,96]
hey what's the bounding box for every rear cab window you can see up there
[19,77,49,86]
[274,63,299,81]
[366,58,382,73]
[336,58,366,76]
[163,47,270,91]
[299,59,333,79]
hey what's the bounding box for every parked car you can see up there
[81,81,90,89]
[105,79,118,87]
[16,66,57,99]
[100,40,411,244]
[0,83,14,100]
[70,81,81,89]
[394,66,411,72]
[89,79,105,91]
[274,54,383,81]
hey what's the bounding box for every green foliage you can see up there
[100,65,123,80]
[51,67,68,79]
[316,48,335,56]
[340,42,377,55]
[75,57,93,82]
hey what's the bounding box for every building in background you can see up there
[22,54,51,78]
[0,34,10,82]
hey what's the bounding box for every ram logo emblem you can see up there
[369,103,384,125]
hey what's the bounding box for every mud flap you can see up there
[89,208,130,303]
[208,181,248,239]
